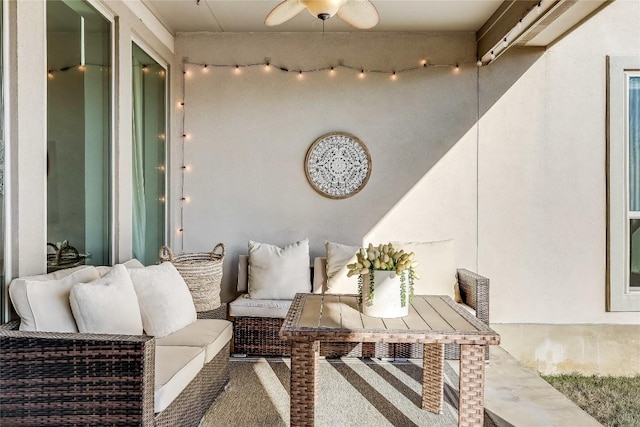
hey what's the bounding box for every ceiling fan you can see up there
[265,0,379,30]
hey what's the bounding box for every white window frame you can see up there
[607,55,640,311]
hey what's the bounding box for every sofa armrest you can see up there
[456,268,489,326]
[0,325,155,426]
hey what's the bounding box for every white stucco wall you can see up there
[480,0,640,324]
[174,1,640,326]
[173,32,480,303]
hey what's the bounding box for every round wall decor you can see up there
[304,132,371,199]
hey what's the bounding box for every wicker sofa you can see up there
[0,265,231,426]
[230,255,489,360]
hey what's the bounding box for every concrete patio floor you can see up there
[454,346,601,427]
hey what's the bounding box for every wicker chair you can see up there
[0,306,229,426]
[232,259,490,360]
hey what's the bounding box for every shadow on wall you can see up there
[174,33,544,302]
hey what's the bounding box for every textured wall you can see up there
[479,0,640,324]
[173,32,480,302]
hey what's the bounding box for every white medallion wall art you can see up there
[304,132,372,199]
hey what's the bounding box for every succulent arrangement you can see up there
[346,243,420,308]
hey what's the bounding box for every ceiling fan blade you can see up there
[336,0,379,29]
[265,0,306,26]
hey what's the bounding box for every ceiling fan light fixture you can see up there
[302,0,347,20]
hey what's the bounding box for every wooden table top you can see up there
[280,294,500,346]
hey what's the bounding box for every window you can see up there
[608,55,640,311]
[132,42,167,265]
[47,0,112,271]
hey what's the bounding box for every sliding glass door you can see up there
[132,43,166,265]
[47,0,112,270]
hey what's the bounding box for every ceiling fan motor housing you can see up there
[302,0,348,19]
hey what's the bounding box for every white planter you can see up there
[361,270,409,318]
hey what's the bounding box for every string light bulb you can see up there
[47,70,54,79]
[78,64,86,72]
[142,65,148,73]
[502,37,508,48]
[330,66,335,75]
[359,69,365,79]
[536,1,542,14]
[490,51,496,60]
[517,18,523,29]
[264,62,271,72]
[234,65,241,74]
[390,71,397,80]
[298,70,303,79]
[476,60,483,67]
[202,64,209,73]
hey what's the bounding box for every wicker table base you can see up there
[280,294,500,427]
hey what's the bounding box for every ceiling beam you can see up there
[477,0,611,63]
[477,0,539,59]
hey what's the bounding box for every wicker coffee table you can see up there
[280,293,500,427]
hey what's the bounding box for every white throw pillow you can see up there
[248,239,311,300]
[392,240,457,298]
[96,258,145,277]
[8,265,100,332]
[128,262,197,338]
[70,264,143,335]
[325,241,361,294]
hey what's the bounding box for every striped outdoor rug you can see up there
[202,357,496,427]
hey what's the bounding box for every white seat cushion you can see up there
[459,303,476,316]
[154,346,205,413]
[229,294,292,318]
[8,265,100,332]
[70,264,143,335]
[156,319,232,363]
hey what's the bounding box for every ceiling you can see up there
[142,0,505,34]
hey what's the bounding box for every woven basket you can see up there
[159,244,225,311]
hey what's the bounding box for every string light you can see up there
[181,59,473,80]
[179,62,188,251]
[476,60,483,67]
[298,70,303,79]
[390,71,397,80]
[47,70,54,79]
[202,64,209,73]
[502,37,508,48]
[490,51,496,60]
[142,65,149,73]
[517,18,523,29]
[536,1,542,14]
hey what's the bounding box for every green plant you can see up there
[347,243,420,307]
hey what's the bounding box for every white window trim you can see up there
[607,55,640,312]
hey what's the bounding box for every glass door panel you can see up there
[47,0,111,270]
[132,43,166,265]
